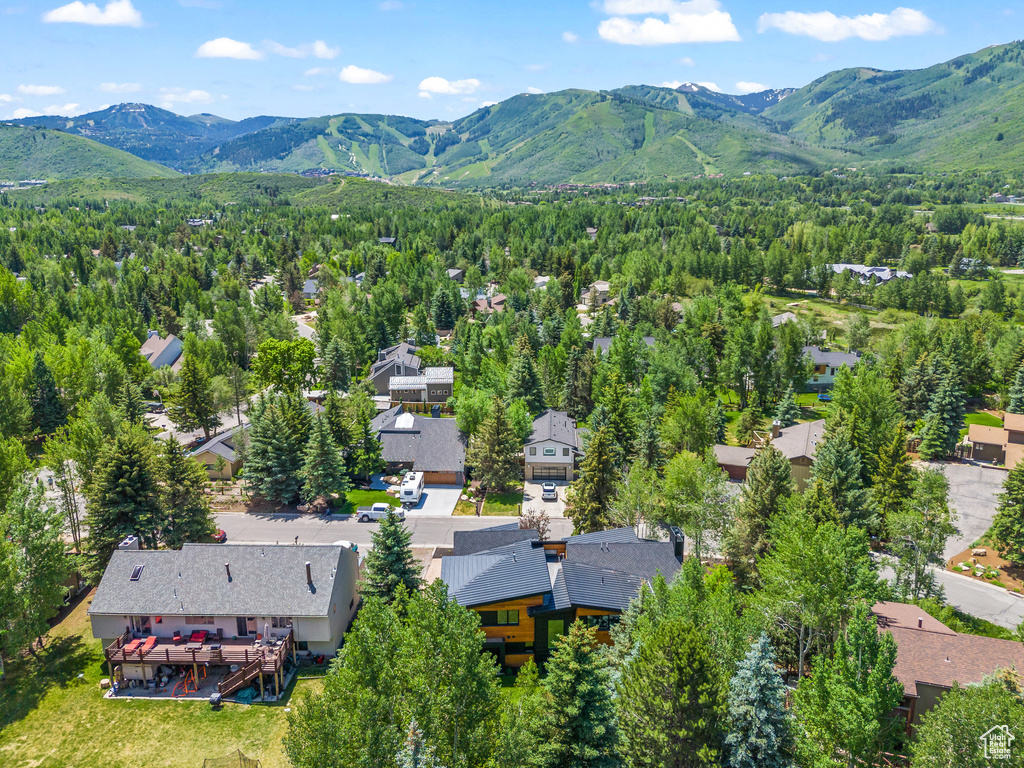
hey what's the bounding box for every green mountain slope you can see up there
[0,125,180,181]
[764,41,1024,169]
[189,89,839,185]
[11,103,296,168]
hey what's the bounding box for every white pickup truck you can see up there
[356,502,404,523]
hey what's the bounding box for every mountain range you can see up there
[7,41,1024,186]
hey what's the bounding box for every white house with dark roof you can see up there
[372,405,466,485]
[525,410,581,481]
[88,541,360,670]
[802,345,861,390]
[388,366,454,404]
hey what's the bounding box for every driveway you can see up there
[401,486,463,517]
[523,480,567,518]
[928,461,1005,559]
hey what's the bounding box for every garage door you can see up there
[532,466,566,481]
[423,471,459,485]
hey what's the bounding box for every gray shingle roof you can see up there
[713,444,756,467]
[527,410,579,449]
[370,343,421,379]
[592,336,655,355]
[453,528,539,556]
[88,544,351,618]
[771,419,825,460]
[802,345,861,368]
[191,424,248,464]
[442,541,550,607]
[375,408,466,473]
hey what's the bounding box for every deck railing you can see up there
[104,630,293,675]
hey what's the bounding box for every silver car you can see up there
[541,482,558,501]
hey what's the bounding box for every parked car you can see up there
[541,482,558,501]
[357,502,404,523]
[212,529,227,543]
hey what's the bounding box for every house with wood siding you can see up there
[440,525,682,668]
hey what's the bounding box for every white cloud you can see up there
[418,91,432,99]
[44,102,80,115]
[678,56,695,66]
[98,81,140,93]
[660,80,684,88]
[480,101,498,108]
[562,31,579,43]
[697,81,721,92]
[266,40,339,59]
[18,84,67,96]
[159,88,214,109]
[304,67,333,77]
[42,0,142,26]
[418,76,480,95]
[526,86,543,94]
[339,65,393,84]
[196,37,264,60]
[735,81,767,93]
[13,108,42,119]
[757,7,938,42]
[0,94,13,103]
[598,0,740,45]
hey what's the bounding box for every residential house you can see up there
[967,412,1024,469]
[533,275,552,291]
[473,294,507,316]
[581,280,611,306]
[372,405,466,485]
[771,311,798,327]
[302,278,320,301]
[441,526,683,668]
[389,367,454,404]
[586,227,598,241]
[446,268,464,284]
[830,263,913,284]
[140,331,183,370]
[190,424,248,479]
[873,600,1024,731]
[378,237,397,247]
[591,336,655,356]
[524,410,581,481]
[714,419,825,489]
[368,342,421,396]
[802,346,861,391]
[89,539,360,688]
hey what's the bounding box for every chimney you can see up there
[225,563,231,581]
[771,420,781,439]
[147,329,159,339]
[305,561,312,585]
[118,535,140,551]
[378,350,387,362]
[918,617,923,628]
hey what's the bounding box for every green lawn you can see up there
[0,593,313,768]
[961,410,1003,438]
[453,499,479,516]
[345,489,398,510]
[482,490,524,516]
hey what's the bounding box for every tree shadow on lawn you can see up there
[0,633,96,732]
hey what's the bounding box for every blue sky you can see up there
[0,0,1019,121]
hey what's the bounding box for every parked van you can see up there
[400,471,425,507]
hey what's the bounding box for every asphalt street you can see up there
[933,461,1004,559]
[215,510,574,549]
[934,568,1024,629]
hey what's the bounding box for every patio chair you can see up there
[140,636,157,655]
[188,630,208,644]
[173,630,184,645]
[123,638,143,654]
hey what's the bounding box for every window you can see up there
[271,617,293,629]
[830,368,837,376]
[543,447,556,456]
[479,609,519,626]
[529,447,537,456]
[504,642,534,655]
[431,390,436,396]
[184,616,215,625]
[130,565,144,581]
[581,614,620,632]
[562,447,570,456]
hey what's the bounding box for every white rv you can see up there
[400,471,425,507]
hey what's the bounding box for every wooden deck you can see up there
[103,629,294,676]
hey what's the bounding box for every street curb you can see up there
[939,567,1024,598]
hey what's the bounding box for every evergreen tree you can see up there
[724,635,794,768]
[726,445,793,584]
[561,346,594,421]
[489,658,547,768]
[618,618,726,768]
[919,363,966,461]
[991,463,1024,567]
[29,351,66,435]
[507,335,545,414]
[321,337,351,392]
[467,397,521,492]
[301,414,350,504]
[431,284,456,330]
[322,387,352,447]
[773,386,801,428]
[809,422,874,529]
[86,426,162,570]
[1010,363,1024,414]
[349,406,385,483]
[245,392,308,504]
[599,372,634,464]
[396,720,443,768]
[159,436,216,548]
[118,379,145,425]
[362,509,424,603]
[541,621,619,768]
[566,427,618,535]
[899,355,938,424]
[870,424,913,530]
[168,353,221,439]
[735,407,762,447]
[410,303,436,348]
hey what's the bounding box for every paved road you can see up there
[215,511,574,549]
[935,568,1024,629]
[934,461,1004,559]
[291,314,317,342]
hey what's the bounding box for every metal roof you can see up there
[565,542,681,584]
[88,544,352,618]
[442,541,550,607]
[453,528,539,556]
[559,562,646,613]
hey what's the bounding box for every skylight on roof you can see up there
[130,565,144,581]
